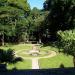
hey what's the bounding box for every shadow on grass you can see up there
[0,64,75,75]
[13,57,23,64]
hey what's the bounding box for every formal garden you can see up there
[0,0,75,74]
[0,43,74,69]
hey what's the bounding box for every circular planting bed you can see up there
[15,44,57,59]
[15,49,57,59]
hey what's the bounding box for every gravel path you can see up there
[15,51,57,59]
[15,51,56,69]
[15,45,57,69]
[32,58,39,69]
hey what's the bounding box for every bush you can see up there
[0,49,15,63]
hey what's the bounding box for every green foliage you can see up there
[55,29,75,57]
[63,40,75,56]
[44,0,75,33]
[58,30,75,40]
[0,0,30,44]
[29,9,48,42]
[30,7,40,19]
[5,49,15,63]
[0,44,32,69]
[0,48,15,63]
[8,0,30,12]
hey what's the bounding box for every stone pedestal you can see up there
[29,45,39,56]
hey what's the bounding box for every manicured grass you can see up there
[11,44,32,51]
[39,45,59,52]
[0,44,74,69]
[7,59,31,70]
[0,44,32,69]
[0,44,32,51]
[39,53,74,69]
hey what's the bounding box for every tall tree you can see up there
[0,0,30,45]
[44,0,75,67]
[27,8,47,43]
[44,0,75,41]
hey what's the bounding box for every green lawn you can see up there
[0,44,32,51]
[0,44,32,70]
[0,44,74,69]
[39,45,59,52]
[7,60,31,70]
[39,53,74,69]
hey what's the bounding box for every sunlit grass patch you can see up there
[39,53,73,69]
[7,59,31,70]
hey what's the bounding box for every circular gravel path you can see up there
[15,50,57,59]
[15,45,57,69]
[15,50,57,69]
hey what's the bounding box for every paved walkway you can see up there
[32,58,39,69]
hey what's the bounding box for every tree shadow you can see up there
[0,64,7,71]
[13,57,23,64]
[0,58,75,75]
[0,67,75,75]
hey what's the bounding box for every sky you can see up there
[28,0,45,9]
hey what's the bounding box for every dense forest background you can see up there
[0,0,75,45]
[0,0,48,45]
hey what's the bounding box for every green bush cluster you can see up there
[0,49,15,63]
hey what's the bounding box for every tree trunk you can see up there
[73,56,75,67]
[39,38,42,44]
[1,33,4,46]
[39,34,42,44]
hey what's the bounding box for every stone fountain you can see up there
[29,45,40,56]
[24,44,52,57]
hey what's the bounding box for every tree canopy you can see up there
[0,0,30,45]
[44,0,75,32]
